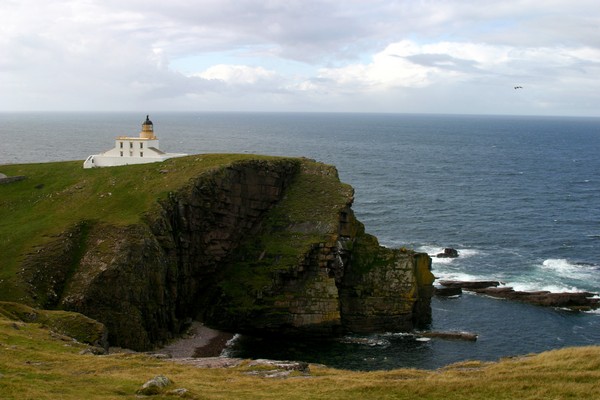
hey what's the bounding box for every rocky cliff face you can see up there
[21,158,433,350]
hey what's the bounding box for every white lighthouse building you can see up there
[83,116,187,168]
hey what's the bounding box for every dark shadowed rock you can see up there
[421,331,478,341]
[436,248,459,258]
[472,287,600,310]
[434,286,463,296]
[438,280,501,290]
[438,280,599,311]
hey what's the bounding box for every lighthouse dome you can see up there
[140,115,156,139]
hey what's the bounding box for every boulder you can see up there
[436,248,459,258]
[137,375,173,396]
[79,347,107,355]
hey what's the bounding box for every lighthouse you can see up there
[83,115,187,168]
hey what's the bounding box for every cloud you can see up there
[195,65,280,88]
[306,39,600,91]
[306,41,492,93]
[1,0,600,114]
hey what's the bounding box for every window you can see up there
[120,142,123,149]
[140,142,144,149]
[140,152,144,157]
[120,151,123,157]
[130,142,133,148]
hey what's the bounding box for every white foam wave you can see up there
[383,332,414,338]
[427,251,600,294]
[416,245,483,264]
[492,258,600,293]
[415,244,437,254]
[431,256,455,265]
[538,258,599,282]
[338,336,391,347]
[433,271,492,283]
[541,259,579,276]
[434,270,591,295]
[458,248,483,258]
[219,333,241,357]
[509,281,585,293]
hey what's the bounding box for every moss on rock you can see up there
[0,301,107,348]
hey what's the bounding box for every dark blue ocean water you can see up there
[1,112,600,370]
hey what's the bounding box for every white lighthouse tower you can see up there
[83,115,186,168]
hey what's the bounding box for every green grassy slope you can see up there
[0,154,286,303]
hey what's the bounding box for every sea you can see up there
[1,112,600,370]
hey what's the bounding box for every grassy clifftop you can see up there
[1,154,373,346]
[0,154,296,303]
[1,310,599,399]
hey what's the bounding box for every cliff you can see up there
[3,155,433,350]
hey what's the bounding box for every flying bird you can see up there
[514,86,523,89]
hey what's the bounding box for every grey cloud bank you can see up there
[1,0,600,116]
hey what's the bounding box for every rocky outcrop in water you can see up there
[436,248,459,258]
[438,280,599,311]
[437,280,500,290]
[471,287,599,311]
[21,158,434,350]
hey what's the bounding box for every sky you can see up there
[2,0,600,116]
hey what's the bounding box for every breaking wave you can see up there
[426,249,600,294]
[417,245,483,265]
[540,258,599,277]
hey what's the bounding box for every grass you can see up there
[1,312,599,399]
[0,154,290,303]
[0,301,105,347]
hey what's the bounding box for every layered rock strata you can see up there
[21,158,434,350]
